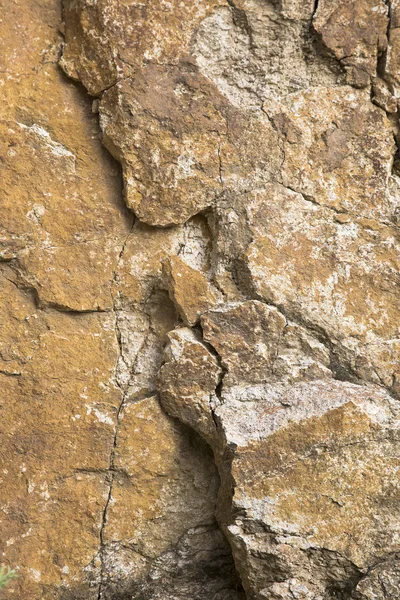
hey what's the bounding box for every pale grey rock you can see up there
[352,556,400,599]
[193,0,342,111]
[201,301,331,388]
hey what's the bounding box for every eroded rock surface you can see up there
[0,1,239,598]
[3,0,400,598]
[313,0,389,87]
[352,556,400,599]
[159,321,400,599]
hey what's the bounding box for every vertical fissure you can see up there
[97,224,134,599]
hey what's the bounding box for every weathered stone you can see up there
[60,0,226,96]
[241,184,400,391]
[113,216,212,308]
[98,71,225,225]
[385,1,400,98]
[202,301,287,387]
[159,328,222,445]
[0,1,131,311]
[0,1,235,598]
[0,267,120,599]
[163,256,221,325]
[102,396,221,582]
[219,381,400,579]
[352,556,400,599]
[160,360,400,598]
[313,0,389,87]
[274,87,395,221]
[193,0,342,111]
[201,301,331,388]
[5,0,400,597]
[121,524,245,600]
[99,74,282,225]
[61,0,343,226]
[113,293,179,401]
[371,77,398,113]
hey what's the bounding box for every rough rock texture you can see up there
[351,556,400,599]
[163,256,221,326]
[313,0,389,87]
[3,0,400,598]
[0,1,241,598]
[159,321,400,599]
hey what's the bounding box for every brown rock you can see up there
[103,396,220,566]
[371,77,398,113]
[61,0,293,226]
[163,256,220,325]
[274,87,395,221]
[113,216,212,307]
[0,1,230,598]
[98,70,282,225]
[201,301,287,387]
[0,56,130,312]
[159,328,222,445]
[221,381,400,598]
[99,70,226,225]
[5,0,400,598]
[314,0,389,86]
[61,0,225,96]
[162,368,400,598]
[201,301,331,388]
[0,267,120,598]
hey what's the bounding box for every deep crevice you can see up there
[226,0,254,49]
[313,0,320,19]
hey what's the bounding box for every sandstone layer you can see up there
[2,0,400,599]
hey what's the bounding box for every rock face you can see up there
[159,320,400,599]
[2,0,400,598]
[0,1,240,598]
[313,0,389,87]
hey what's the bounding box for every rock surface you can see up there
[2,0,400,598]
[0,1,240,598]
[313,0,389,87]
[159,329,400,599]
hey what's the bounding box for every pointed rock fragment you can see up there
[163,256,221,326]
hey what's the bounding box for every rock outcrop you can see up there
[160,322,400,598]
[2,0,400,598]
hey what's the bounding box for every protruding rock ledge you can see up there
[160,333,400,600]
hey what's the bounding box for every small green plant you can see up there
[0,566,17,592]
